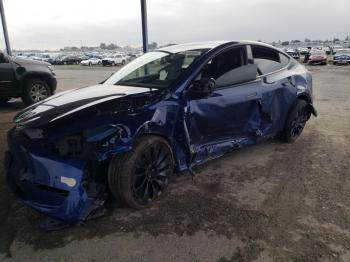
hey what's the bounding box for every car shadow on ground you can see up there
[0,99,26,113]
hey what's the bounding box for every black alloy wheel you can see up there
[289,108,309,140]
[108,136,174,208]
[283,100,310,142]
[132,141,172,203]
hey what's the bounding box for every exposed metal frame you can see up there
[0,0,11,55]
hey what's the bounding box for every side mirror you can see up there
[186,78,216,99]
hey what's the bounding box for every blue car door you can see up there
[250,45,297,136]
[185,46,262,163]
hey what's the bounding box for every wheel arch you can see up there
[296,93,317,117]
[132,132,175,162]
[21,72,55,93]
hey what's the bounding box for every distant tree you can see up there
[272,41,276,46]
[106,43,120,50]
[281,41,289,46]
[304,38,311,43]
[333,38,340,43]
[100,43,106,49]
[71,46,79,51]
[148,42,158,49]
[346,36,349,41]
[291,40,301,43]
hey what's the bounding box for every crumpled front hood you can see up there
[14,84,152,127]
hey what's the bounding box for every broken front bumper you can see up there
[5,129,94,224]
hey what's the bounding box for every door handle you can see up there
[246,92,258,99]
[262,76,275,84]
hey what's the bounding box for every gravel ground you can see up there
[0,64,350,261]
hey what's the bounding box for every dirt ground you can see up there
[0,64,350,262]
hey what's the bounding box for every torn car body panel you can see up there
[5,41,316,224]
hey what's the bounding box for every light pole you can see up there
[0,0,11,55]
[140,0,148,53]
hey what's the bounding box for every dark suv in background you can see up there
[0,51,57,105]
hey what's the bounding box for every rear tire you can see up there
[22,79,51,106]
[108,136,174,209]
[282,100,311,143]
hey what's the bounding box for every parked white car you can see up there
[80,57,102,66]
[102,54,127,66]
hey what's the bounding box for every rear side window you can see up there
[252,46,282,75]
[280,53,290,67]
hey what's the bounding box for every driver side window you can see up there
[197,47,251,87]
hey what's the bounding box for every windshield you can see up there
[311,50,326,55]
[104,49,207,89]
[338,49,350,54]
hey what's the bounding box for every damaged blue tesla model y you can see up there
[5,41,317,225]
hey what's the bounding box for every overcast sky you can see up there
[0,0,349,50]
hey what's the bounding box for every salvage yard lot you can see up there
[1,64,350,261]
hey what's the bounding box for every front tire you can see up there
[108,136,174,209]
[22,79,51,105]
[282,100,311,143]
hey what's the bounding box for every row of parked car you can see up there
[80,53,128,66]
[284,47,350,65]
[15,52,143,66]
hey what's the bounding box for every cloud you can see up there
[1,0,349,50]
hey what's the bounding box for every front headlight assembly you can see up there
[54,135,83,158]
[48,65,55,75]
[52,125,131,158]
